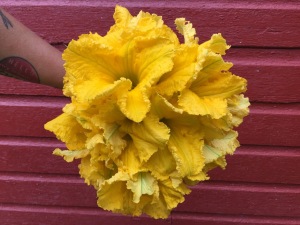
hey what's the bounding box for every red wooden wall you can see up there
[1,0,300,224]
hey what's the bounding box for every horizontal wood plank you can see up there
[0,95,68,138]
[2,1,300,47]
[237,103,300,147]
[0,203,171,225]
[0,174,299,218]
[0,173,97,208]
[208,145,300,184]
[176,181,300,217]
[0,0,299,223]
[0,76,63,96]
[226,48,300,103]
[1,47,299,103]
[1,204,300,225]
[0,137,299,185]
[0,96,299,146]
[172,212,300,225]
[0,137,77,175]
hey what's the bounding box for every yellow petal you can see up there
[97,172,130,211]
[143,195,171,219]
[175,18,198,45]
[79,154,116,188]
[85,133,104,149]
[145,146,177,180]
[62,103,95,130]
[159,179,191,210]
[74,77,132,103]
[44,113,86,150]
[178,89,227,118]
[191,72,247,100]
[97,171,155,217]
[102,123,127,159]
[113,5,133,28]
[199,33,230,55]
[118,141,142,175]
[203,131,239,168]
[156,45,198,97]
[53,148,89,162]
[134,38,175,85]
[194,51,233,84]
[127,172,158,203]
[117,38,175,122]
[168,123,206,182]
[227,94,250,127]
[63,34,117,93]
[121,114,170,162]
[150,94,183,119]
[117,86,151,122]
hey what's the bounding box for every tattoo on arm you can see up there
[0,57,40,83]
[0,10,13,29]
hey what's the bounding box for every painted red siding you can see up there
[0,1,299,224]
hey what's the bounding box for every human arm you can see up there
[0,8,64,88]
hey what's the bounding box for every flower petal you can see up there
[191,71,247,100]
[53,148,89,162]
[117,38,175,122]
[145,146,177,180]
[74,77,132,103]
[227,94,250,127]
[195,51,233,85]
[117,86,151,122]
[97,172,130,211]
[199,33,230,55]
[156,45,198,97]
[203,131,239,170]
[175,18,198,45]
[118,141,142,175]
[62,34,118,96]
[159,179,191,210]
[121,114,170,162]
[143,195,170,219]
[127,172,158,203]
[44,113,87,150]
[102,123,127,159]
[150,94,183,119]
[178,88,227,118]
[79,154,116,187]
[168,123,207,182]
[113,5,133,28]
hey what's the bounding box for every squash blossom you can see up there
[45,5,249,219]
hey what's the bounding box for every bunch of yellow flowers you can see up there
[45,5,249,219]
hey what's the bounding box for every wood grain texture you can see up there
[0,204,171,225]
[208,145,300,185]
[238,103,300,147]
[0,96,299,146]
[1,204,299,225]
[0,76,63,96]
[0,137,77,175]
[177,181,300,217]
[226,48,300,103]
[1,137,299,185]
[0,0,299,224]
[172,213,300,225]
[0,173,299,218]
[0,95,68,138]
[1,0,300,47]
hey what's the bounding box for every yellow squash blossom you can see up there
[45,5,249,219]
